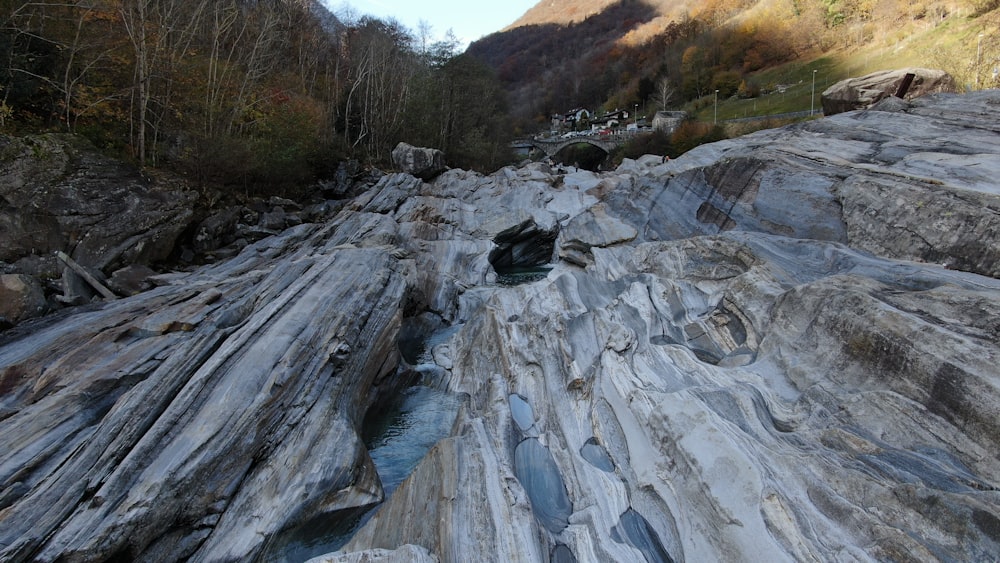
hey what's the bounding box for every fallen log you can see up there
[55,250,118,300]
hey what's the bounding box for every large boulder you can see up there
[391,142,446,180]
[821,67,956,115]
[0,273,47,324]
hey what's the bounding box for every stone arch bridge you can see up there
[514,131,636,157]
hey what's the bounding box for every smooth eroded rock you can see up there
[306,544,439,563]
[0,222,411,562]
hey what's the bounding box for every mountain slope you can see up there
[504,0,622,28]
[470,0,998,129]
[504,0,701,36]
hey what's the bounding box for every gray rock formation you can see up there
[604,91,1000,278]
[820,67,956,115]
[1,91,998,563]
[0,133,198,323]
[339,91,1000,561]
[391,142,446,180]
[192,207,244,254]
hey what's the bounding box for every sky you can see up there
[320,0,539,47]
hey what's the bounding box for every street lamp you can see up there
[714,89,718,124]
[977,33,985,89]
[811,69,817,115]
[634,103,638,125]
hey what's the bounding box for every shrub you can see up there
[711,70,743,99]
[737,79,761,99]
[671,120,728,155]
[620,130,673,160]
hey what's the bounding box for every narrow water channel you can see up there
[496,265,552,286]
[262,326,462,562]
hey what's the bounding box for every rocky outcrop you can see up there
[391,142,446,180]
[0,133,196,274]
[820,67,956,115]
[0,133,198,324]
[338,91,1000,561]
[1,92,998,563]
[343,232,1000,562]
[0,133,353,327]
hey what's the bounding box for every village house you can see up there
[589,109,630,130]
[552,108,591,131]
[652,110,687,134]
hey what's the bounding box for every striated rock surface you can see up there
[603,91,1000,278]
[0,223,412,561]
[338,91,1000,561]
[1,92,999,562]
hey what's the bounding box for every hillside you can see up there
[505,0,627,27]
[470,0,1000,130]
[506,0,699,33]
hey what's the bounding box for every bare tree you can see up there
[651,76,676,111]
[202,1,240,137]
[343,18,415,161]
[120,0,209,165]
[119,0,154,165]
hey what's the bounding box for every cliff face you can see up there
[2,91,1000,562]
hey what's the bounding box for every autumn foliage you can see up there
[0,0,514,193]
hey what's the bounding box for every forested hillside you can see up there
[470,0,1000,130]
[0,0,512,193]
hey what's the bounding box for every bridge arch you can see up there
[522,132,633,158]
